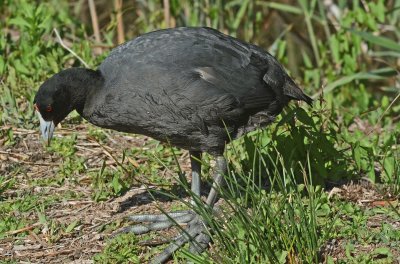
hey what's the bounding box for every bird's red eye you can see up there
[46,105,53,112]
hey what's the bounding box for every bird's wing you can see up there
[94,27,290,131]
[93,63,276,133]
[99,27,256,93]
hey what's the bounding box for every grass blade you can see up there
[350,29,400,52]
[313,67,398,98]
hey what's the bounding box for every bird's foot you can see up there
[117,210,196,235]
[149,214,210,264]
[116,210,211,263]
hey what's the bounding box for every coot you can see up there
[34,27,312,263]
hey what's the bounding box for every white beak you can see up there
[37,111,55,145]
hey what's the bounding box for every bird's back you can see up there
[84,27,310,154]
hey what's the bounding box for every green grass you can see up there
[94,233,140,263]
[1,0,399,263]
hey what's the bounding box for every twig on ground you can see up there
[6,223,41,236]
[53,28,89,68]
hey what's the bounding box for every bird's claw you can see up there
[115,210,210,264]
[150,215,210,264]
[115,210,196,235]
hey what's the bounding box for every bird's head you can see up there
[33,73,73,145]
[34,68,103,145]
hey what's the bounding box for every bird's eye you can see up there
[46,105,53,112]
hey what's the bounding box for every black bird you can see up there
[34,27,312,263]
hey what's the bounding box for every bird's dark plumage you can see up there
[34,27,311,154]
[34,27,312,263]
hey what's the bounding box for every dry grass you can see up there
[0,123,192,263]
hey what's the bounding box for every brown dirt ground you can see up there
[322,182,400,263]
[0,124,192,263]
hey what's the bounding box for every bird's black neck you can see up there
[57,68,104,115]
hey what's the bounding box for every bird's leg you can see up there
[205,156,226,207]
[118,151,202,235]
[188,155,226,253]
[150,155,227,264]
[117,155,227,264]
[190,151,202,204]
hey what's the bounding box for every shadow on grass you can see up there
[116,178,213,213]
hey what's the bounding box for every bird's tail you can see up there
[283,78,313,106]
